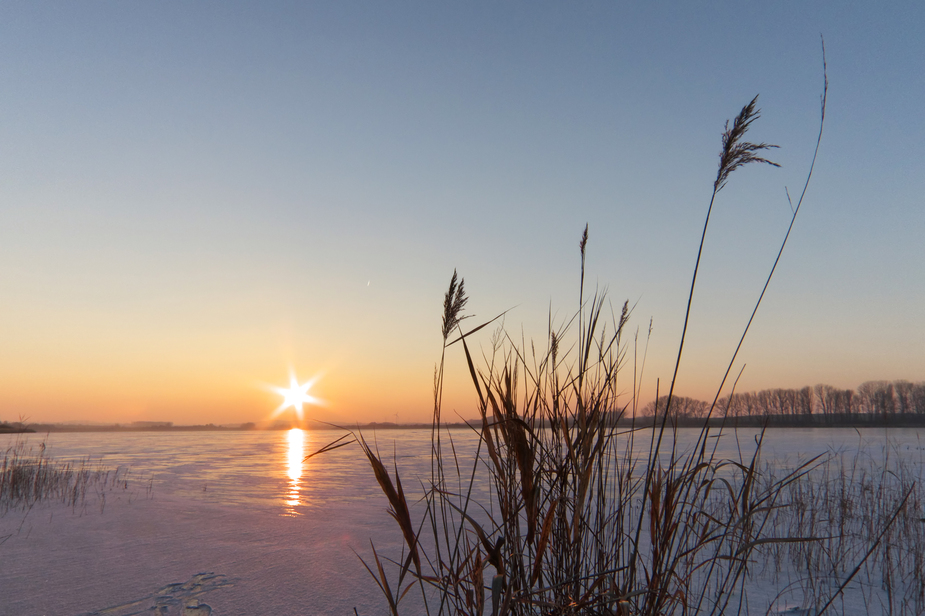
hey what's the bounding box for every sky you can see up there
[0,2,922,426]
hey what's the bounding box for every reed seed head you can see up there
[442,269,468,341]
[715,95,780,192]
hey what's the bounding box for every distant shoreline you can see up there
[8,413,925,434]
[633,413,925,429]
[0,425,35,434]
[12,421,459,434]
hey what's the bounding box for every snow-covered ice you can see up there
[2,428,923,615]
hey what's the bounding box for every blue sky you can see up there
[0,2,922,424]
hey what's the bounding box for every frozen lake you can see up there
[2,427,924,615]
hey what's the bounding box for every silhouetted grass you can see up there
[756,444,924,615]
[336,44,918,616]
[0,441,129,514]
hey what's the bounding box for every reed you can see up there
[336,46,915,615]
[0,440,129,514]
[756,443,925,615]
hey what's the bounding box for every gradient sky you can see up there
[1,2,922,426]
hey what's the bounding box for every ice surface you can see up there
[2,428,923,615]
[1,430,404,616]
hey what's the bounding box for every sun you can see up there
[271,371,322,421]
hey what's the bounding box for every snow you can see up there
[2,428,923,615]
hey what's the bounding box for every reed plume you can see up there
[442,269,468,342]
[714,95,780,192]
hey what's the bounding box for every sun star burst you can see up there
[271,372,321,421]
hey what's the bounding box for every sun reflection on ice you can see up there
[285,428,305,513]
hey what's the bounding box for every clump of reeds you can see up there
[338,46,914,616]
[754,444,925,615]
[0,441,130,514]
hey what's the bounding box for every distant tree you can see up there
[772,389,786,415]
[814,384,834,416]
[798,386,814,414]
[841,389,857,415]
[645,381,921,420]
[757,389,774,416]
[914,383,925,415]
[893,380,914,415]
[879,382,896,416]
[642,395,709,419]
[739,392,760,417]
[721,392,759,417]
[857,381,877,415]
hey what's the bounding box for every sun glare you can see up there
[271,371,322,422]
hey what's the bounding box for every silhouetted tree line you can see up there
[641,380,925,420]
